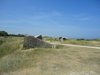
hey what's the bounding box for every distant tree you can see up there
[93,39,100,41]
[18,34,25,37]
[63,38,67,40]
[76,38,85,40]
[59,37,62,40]
[0,31,8,36]
[9,34,25,37]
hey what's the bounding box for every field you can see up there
[44,37,100,47]
[0,37,100,75]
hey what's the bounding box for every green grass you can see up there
[0,37,6,45]
[0,37,23,58]
[62,39,100,47]
[0,47,100,75]
[0,37,100,75]
[55,45,69,49]
[0,40,4,45]
[44,37,100,47]
[44,37,58,42]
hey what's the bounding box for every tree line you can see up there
[0,31,25,37]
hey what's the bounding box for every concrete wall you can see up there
[23,36,52,48]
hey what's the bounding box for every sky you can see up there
[0,0,100,38]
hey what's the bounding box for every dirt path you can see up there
[50,42,100,49]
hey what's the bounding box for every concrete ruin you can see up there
[23,36,52,48]
[34,35,43,40]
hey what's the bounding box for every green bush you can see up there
[0,31,8,36]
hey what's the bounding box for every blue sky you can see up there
[0,0,100,38]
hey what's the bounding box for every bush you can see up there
[0,31,8,36]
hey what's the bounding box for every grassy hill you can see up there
[0,37,100,75]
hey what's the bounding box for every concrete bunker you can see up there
[23,36,52,48]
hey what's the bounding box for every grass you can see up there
[0,37,6,45]
[62,39,100,47]
[55,45,69,49]
[45,38,100,47]
[0,37,23,58]
[0,48,100,75]
[0,40,4,45]
[44,37,100,47]
[0,37,100,75]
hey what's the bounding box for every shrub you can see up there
[0,31,8,36]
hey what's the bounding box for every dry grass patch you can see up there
[0,47,100,75]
